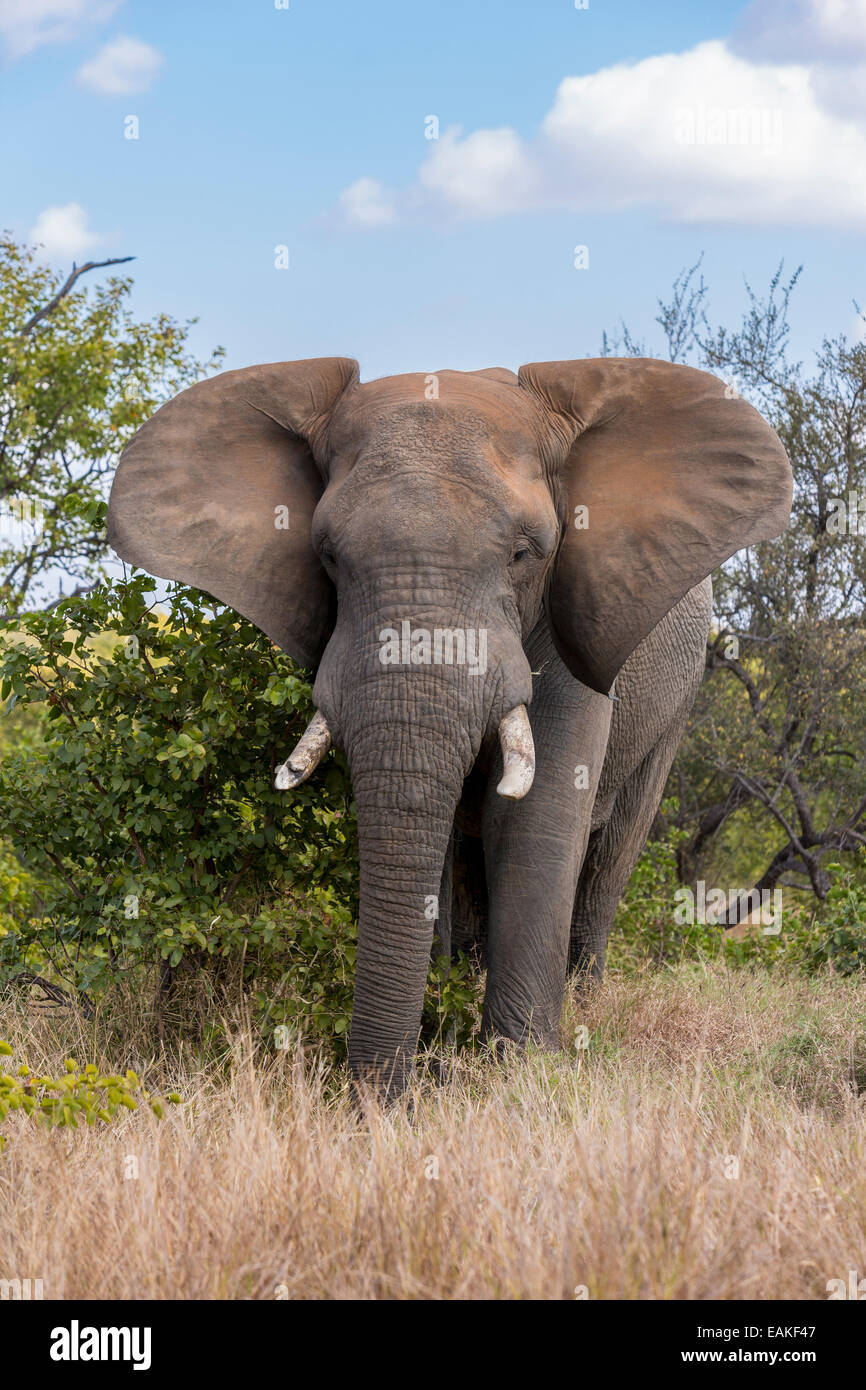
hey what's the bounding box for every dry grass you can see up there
[2,962,865,1300]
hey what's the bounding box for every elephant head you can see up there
[107,356,792,1095]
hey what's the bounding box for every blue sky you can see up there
[2,0,865,378]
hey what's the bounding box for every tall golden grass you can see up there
[1,963,865,1299]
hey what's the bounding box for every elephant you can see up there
[106,356,792,1098]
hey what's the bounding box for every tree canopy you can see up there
[0,235,223,615]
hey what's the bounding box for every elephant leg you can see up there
[480,626,612,1049]
[569,725,685,981]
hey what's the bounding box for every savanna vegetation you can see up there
[1,237,864,1299]
[2,969,864,1299]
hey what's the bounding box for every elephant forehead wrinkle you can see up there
[337,392,541,452]
[327,458,523,528]
[362,404,495,452]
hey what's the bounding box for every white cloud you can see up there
[76,34,162,94]
[732,0,866,65]
[731,0,866,119]
[418,127,539,218]
[0,0,118,59]
[335,35,866,231]
[337,177,396,227]
[540,41,866,227]
[811,60,866,119]
[29,203,101,261]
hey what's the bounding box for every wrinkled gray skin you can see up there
[107,358,792,1100]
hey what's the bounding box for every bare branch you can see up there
[18,256,135,337]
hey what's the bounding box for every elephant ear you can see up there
[107,357,359,669]
[518,358,793,695]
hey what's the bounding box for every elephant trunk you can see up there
[277,698,534,1097]
[301,586,536,1100]
[344,707,467,1099]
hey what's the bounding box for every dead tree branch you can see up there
[18,257,135,337]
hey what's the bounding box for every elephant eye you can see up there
[510,543,533,565]
[319,541,336,568]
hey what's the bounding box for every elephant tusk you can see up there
[275,709,332,790]
[496,704,535,800]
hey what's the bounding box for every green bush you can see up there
[0,1039,177,1151]
[0,573,359,1044]
[610,811,866,978]
[609,813,691,971]
[0,573,484,1053]
[809,864,866,976]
